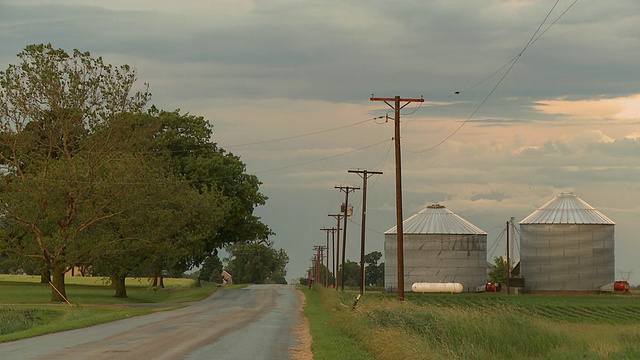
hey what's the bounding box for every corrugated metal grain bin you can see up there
[384,204,487,293]
[519,192,615,292]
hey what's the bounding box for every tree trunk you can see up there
[195,277,202,287]
[111,273,128,298]
[151,269,165,288]
[50,262,67,302]
[40,260,51,284]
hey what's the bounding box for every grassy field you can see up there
[0,275,219,343]
[303,286,640,360]
[0,274,206,304]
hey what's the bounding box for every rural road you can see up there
[0,284,310,360]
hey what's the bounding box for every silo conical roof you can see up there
[520,192,615,225]
[385,204,487,235]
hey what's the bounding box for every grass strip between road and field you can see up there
[0,275,225,343]
[301,286,372,360]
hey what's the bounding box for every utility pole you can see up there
[309,257,316,288]
[370,95,424,301]
[506,221,511,294]
[312,249,318,285]
[328,214,343,290]
[348,168,383,296]
[335,185,359,292]
[320,228,335,287]
[330,227,336,288]
[506,217,515,295]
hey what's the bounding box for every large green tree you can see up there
[0,44,150,301]
[137,110,272,287]
[364,251,384,287]
[86,113,230,297]
[339,260,361,288]
[226,240,289,284]
[0,44,271,301]
[149,109,273,249]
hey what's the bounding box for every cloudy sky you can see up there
[2,0,639,285]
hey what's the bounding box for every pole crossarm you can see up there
[334,185,360,193]
[370,95,424,111]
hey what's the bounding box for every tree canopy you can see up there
[226,240,288,284]
[0,44,272,301]
[488,256,511,285]
[364,251,384,287]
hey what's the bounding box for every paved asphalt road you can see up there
[0,284,306,360]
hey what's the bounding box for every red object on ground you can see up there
[485,282,502,292]
[614,281,630,292]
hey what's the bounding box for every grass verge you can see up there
[300,286,372,360]
[0,305,155,343]
[303,287,640,360]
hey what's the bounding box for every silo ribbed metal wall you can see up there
[384,233,487,292]
[520,224,615,291]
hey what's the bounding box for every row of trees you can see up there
[194,241,290,285]
[0,44,276,301]
[301,251,385,288]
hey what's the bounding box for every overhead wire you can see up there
[487,226,507,260]
[407,0,576,154]
[216,115,391,176]
[252,138,392,174]
[221,117,382,149]
[90,2,574,219]
[455,0,577,96]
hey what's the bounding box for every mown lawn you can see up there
[0,275,219,343]
[302,286,640,360]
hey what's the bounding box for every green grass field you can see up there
[0,275,219,343]
[303,286,640,360]
[0,275,217,305]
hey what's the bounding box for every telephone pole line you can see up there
[370,95,424,301]
[335,185,359,292]
[320,228,335,287]
[348,169,383,296]
[328,214,343,290]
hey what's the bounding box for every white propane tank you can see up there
[411,282,464,294]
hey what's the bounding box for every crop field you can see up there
[305,287,640,360]
[402,292,640,324]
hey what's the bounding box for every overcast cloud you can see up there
[2,0,639,285]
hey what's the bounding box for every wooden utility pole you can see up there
[313,245,324,288]
[369,95,424,301]
[348,169,383,296]
[335,185,359,292]
[309,257,316,287]
[320,228,334,287]
[328,214,343,290]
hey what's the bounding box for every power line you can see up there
[453,0,577,97]
[408,0,576,154]
[252,138,393,174]
[221,117,382,149]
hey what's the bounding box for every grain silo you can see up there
[520,192,615,293]
[384,204,487,293]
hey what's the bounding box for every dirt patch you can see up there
[289,290,313,360]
